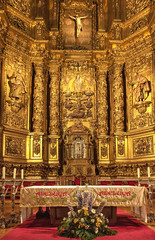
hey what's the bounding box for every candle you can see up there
[2,166,5,179]
[147,166,150,178]
[137,167,140,178]
[21,169,24,179]
[13,168,16,179]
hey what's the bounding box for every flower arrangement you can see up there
[58,187,117,240]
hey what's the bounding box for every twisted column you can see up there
[113,63,124,132]
[33,63,45,132]
[49,71,60,136]
[97,71,108,136]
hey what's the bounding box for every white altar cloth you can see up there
[20,185,148,223]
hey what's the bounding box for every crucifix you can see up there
[69,14,88,38]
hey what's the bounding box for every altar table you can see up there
[20,185,148,224]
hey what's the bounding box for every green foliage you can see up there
[57,206,117,240]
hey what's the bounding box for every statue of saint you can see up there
[69,14,87,38]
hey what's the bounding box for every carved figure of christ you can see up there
[69,14,87,38]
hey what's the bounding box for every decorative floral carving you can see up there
[97,72,108,135]
[126,0,150,20]
[49,70,60,135]
[50,139,57,157]
[33,63,45,132]
[117,136,125,156]
[34,20,48,40]
[7,0,31,17]
[5,136,26,157]
[33,135,41,156]
[133,136,153,156]
[101,138,108,158]
[126,15,149,37]
[7,12,30,35]
[112,63,124,132]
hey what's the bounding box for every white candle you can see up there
[2,166,5,179]
[137,167,140,178]
[13,168,16,179]
[147,166,150,178]
[21,169,24,179]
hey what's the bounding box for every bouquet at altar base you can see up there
[57,186,117,240]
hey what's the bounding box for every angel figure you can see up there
[69,14,87,38]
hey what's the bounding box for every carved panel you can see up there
[49,139,57,159]
[125,45,154,129]
[7,12,31,36]
[33,135,41,156]
[33,63,45,133]
[7,0,31,17]
[126,15,150,37]
[61,61,96,131]
[3,51,29,129]
[117,136,125,156]
[100,138,108,159]
[126,0,150,20]
[133,136,153,156]
[5,136,26,157]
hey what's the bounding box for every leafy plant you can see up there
[57,187,117,240]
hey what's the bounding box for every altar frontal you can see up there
[20,186,147,208]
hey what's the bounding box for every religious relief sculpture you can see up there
[5,136,26,157]
[61,71,95,121]
[69,14,88,38]
[7,72,26,113]
[132,73,151,103]
[133,136,153,156]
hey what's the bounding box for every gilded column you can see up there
[30,63,45,162]
[97,71,108,135]
[48,61,60,165]
[33,63,45,132]
[113,62,124,133]
[96,60,110,164]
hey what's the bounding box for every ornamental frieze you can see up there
[126,0,150,20]
[5,136,26,157]
[126,15,149,37]
[7,0,31,17]
[133,136,153,156]
[7,12,31,36]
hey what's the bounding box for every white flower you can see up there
[91,209,96,214]
[78,209,81,214]
[63,217,66,221]
[95,227,98,234]
[68,211,71,217]
[100,213,103,217]
[91,219,95,223]
[81,218,85,222]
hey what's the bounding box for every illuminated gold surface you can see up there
[0,0,154,179]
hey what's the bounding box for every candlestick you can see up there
[147,166,150,178]
[137,167,140,178]
[13,168,16,179]
[21,169,24,179]
[2,167,5,179]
